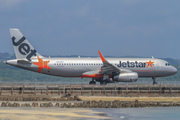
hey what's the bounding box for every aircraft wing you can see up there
[82,51,131,78]
[98,51,132,74]
[98,51,119,74]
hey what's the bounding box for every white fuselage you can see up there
[6,57,177,78]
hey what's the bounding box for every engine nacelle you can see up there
[114,72,138,82]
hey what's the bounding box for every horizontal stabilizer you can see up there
[17,60,31,65]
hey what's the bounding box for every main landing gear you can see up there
[89,79,96,85]
[152,77,157,85]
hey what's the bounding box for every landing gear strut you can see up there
[152,77,157,85]
[89,79,96,85]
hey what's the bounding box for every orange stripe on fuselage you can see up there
[82,74,112,78]
[82,74,103,78]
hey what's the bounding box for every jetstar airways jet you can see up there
[6,29,177,85]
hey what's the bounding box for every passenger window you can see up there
[64,63,66,65]
[62,63,63,65]
[74,63,76,65]
[54,63,56,65]
[67,64,68,65]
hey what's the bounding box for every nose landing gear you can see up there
[152,77,157,85]
[89,78,96,85]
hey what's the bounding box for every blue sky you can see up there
[0,0,180,58]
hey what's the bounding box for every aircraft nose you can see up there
[170,66,177,75]
[6,60,9,65]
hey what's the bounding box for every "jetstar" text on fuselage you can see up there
[117,61,152,68]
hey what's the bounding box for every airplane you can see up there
[6,29,177,85]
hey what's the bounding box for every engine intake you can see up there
[114,72,138,82]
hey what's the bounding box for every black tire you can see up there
[89,81,96,85]
[153,82,157,85]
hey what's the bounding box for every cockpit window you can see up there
[165,63,171,66]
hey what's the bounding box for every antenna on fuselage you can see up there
[152,56,154,59]
[78,56,80,58]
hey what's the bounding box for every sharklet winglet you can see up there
[98,51,106,62]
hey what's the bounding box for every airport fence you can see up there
[0,83,180,97]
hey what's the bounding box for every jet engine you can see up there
[113,72,138,82]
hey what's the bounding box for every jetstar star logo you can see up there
[33,56,51,72]
[146,60,154,68]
